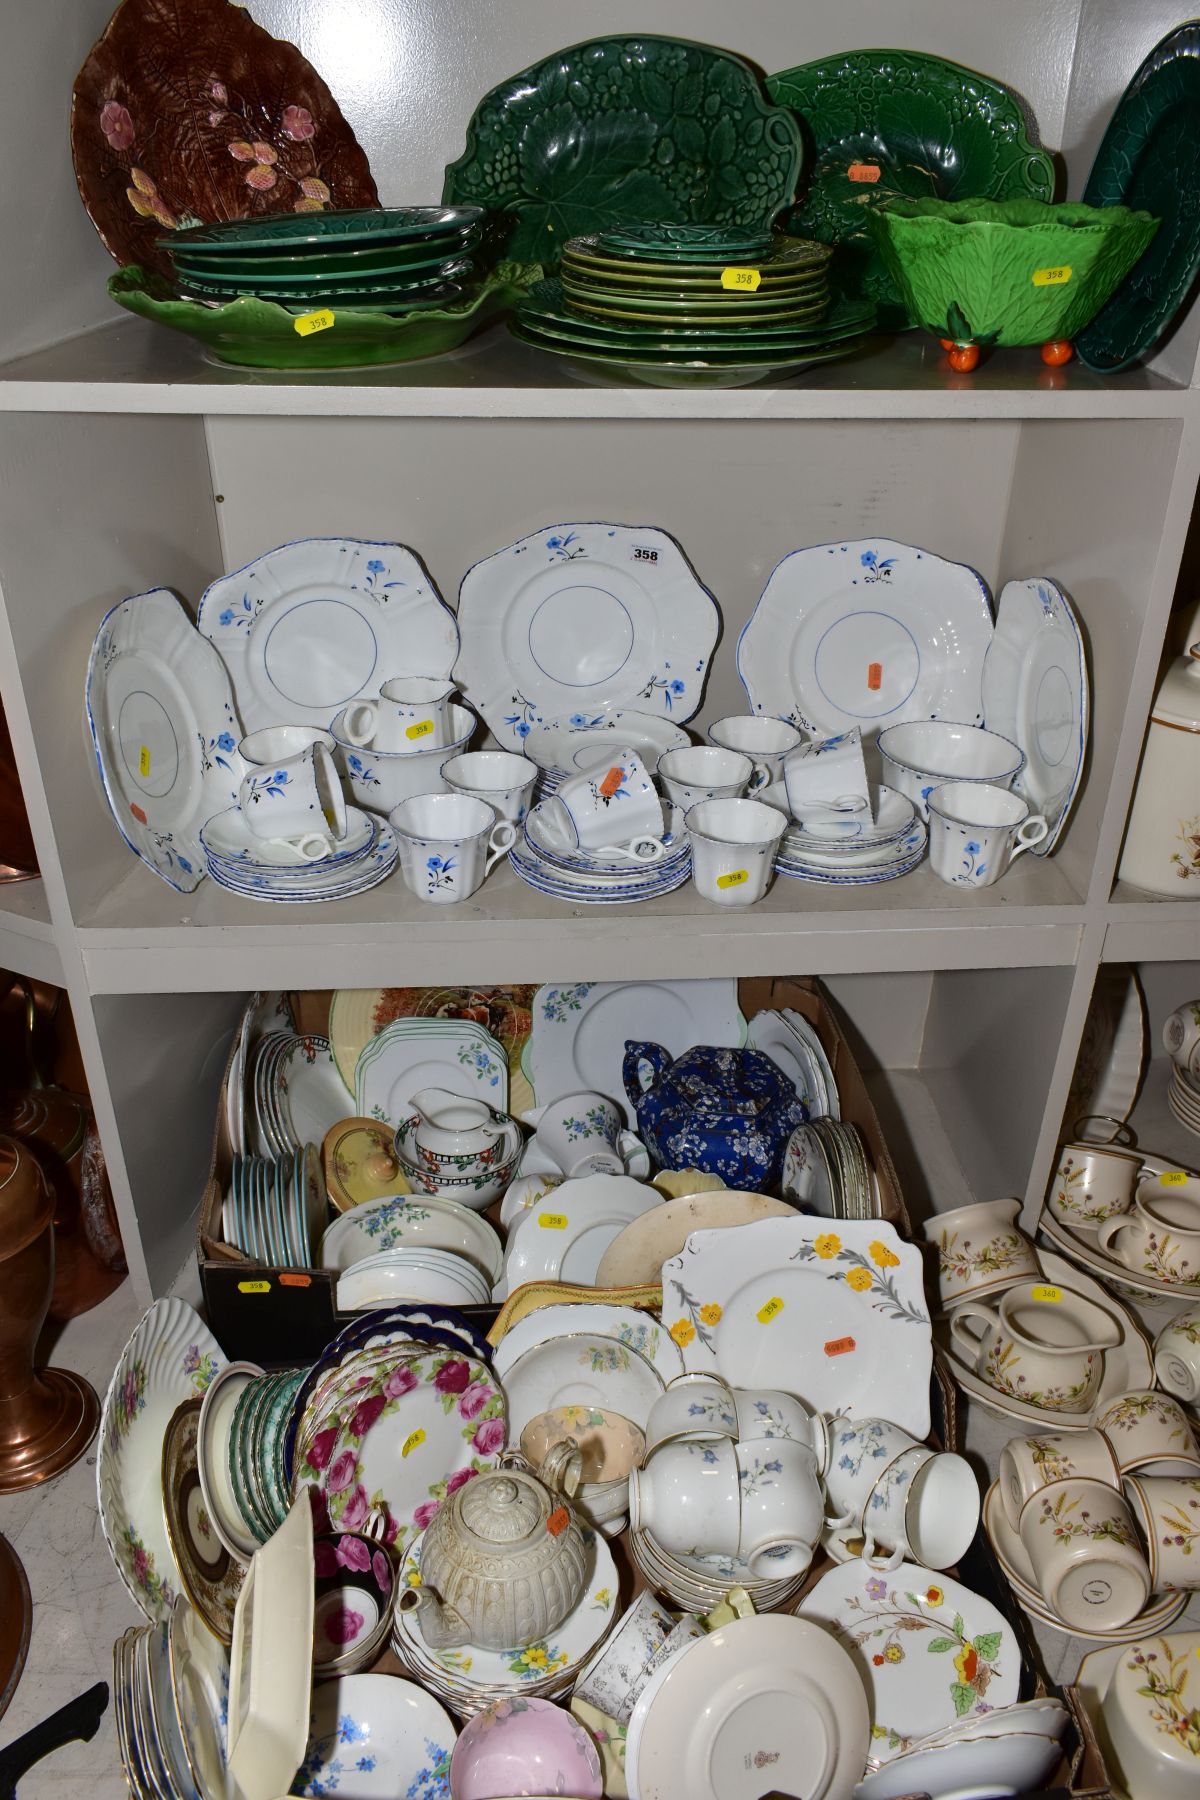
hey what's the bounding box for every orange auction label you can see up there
[1032,1285,1063,1303]
[405,719,435,741]
[539,1213,569,1230]
[599,766,624,798]
[848,162,881,183]
[756,1296,785,1324]
[237,1280,270,1294]
[547,1506,570,1537]
[294,308,335,335]
[824,1335,857,1357]
[401,1428,426,1459]
[867,662,883,691]
[279,1271,311,1287]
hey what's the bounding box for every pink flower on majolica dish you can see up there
[245,164,277,191]
[447,1466,478,1495]
[210,80,228,104]
[100,101,134,150]
[313,1539,339,1579]
[251,143,278,165]
[326,1606,364,1646]
[372,1550,392,1593]
[350,1394,386,1437]
[327,1450,357,1494]
[434,1359,471,1395]
[295,176,330,214]
[336,1535,371,1573]
[412,1499,440,1529]
[341,1485,370,1530]
[307,1427,338,1473]
[227,140,256,162]
[282,104,316,140]
[458,1381,493,1421]
[383,1365,418,1401]
[472,1419,505,1457]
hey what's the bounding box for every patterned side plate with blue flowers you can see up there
[454,523,720,751]
[86,587,247,892]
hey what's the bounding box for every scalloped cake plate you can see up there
[981,578,1088,856]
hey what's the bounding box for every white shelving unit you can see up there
[2,1,1200,1304]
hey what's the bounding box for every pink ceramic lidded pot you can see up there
[449,1695,602,1800]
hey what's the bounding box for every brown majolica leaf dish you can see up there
[71,0,379,279]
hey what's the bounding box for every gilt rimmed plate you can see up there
[982,578,1088,855]
[168,1596,229,1800]
[661,1218,931,1436]
[454,523,719,749]
[354,1019,508,1125]
[161,1401,243,1644]
[497,1174,665,1294]
[797,1561,1020,1763]
[494,1303,684,1390]
[197,538,459,733]
[443,36,802,267]
[495,1331,664,1442]
[86,588,246,893]
[270,1034,349,1153]
[738,539,994,740]
[318,1193,503,1284]
[525,978,745,1121]
[97,1300,225,1622]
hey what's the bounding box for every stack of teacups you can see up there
[520,1404,645,1535]
[627,1374,826,1607]
[1098,1389,1200,1599]
[1050,1137,1200,1287]
[312,1530,397,1676]
[823,1414,979,1571]
[1163,998,1200,1137]
[331,678,480,815]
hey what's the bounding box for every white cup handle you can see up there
[341,701,378,747]
[483,821,517,875]
[1096,1214,1130,1256]
[747,762,771,792]
[824,1504,856,1531]
[948,1302,998,1362]
[1009,814,1049,862]
[610,836,665,864]
[293,833,331,862]
[861,1532,904,1573]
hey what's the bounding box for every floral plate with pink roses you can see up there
[293,1345,506,1562]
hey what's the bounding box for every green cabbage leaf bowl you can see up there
[867,199,1158,347]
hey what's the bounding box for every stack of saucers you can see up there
[223,1145,325,1266]
[227,1368,307,1545]
[163,205,486,312]
[782,1118,877,1219]
[335,1246,493,1310]
[1168,1063,1200,1138]
[511,224,875,386]
[199,805,399,903]
[509,801,691,905]
[520,712,692,799]
[775,785,928,884]
[628,1524,809,1613]
[114,1616,207,1800]
[247,1029,348,1159]
[391,1527,620,1719]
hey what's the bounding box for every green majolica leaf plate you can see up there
[564,290,829,326]
[596,222,773,260]
[443,36,803,267]
[561,272,828,307]
[175,262,472,303]
[1077,21,1200,372]
[109,260,541,368]
[510,322,868,387]
[167,205,483,253]
[767,50,1055,325]
[168,235,481,283]
[563,235,829,288]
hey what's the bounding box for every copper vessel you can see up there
[0,1135,99,1491]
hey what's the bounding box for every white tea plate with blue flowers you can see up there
[86,588,247,893]
[521,708,692,778]
[454,524,719,749]
[738,539,994,741]
[981,578,1088,856]
[197,538,459,734]
[319,1193,503,1283]
[355,1018,508,1125]
[293,1673,456,1800]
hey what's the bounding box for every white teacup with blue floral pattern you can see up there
[927,781,1048,888]
[782,726,870,833]
[551,745,664,851]
[824,1415,922,1528]
[389,792,515,906]
[535,1090,625,1177]
[237,740,347,859]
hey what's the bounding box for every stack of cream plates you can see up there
[775,786,927,884]
[782,1118,877,1219]
[628,1524,810,1613]
[335,1247,492,1310]
[391,1528,620,1718]
[1168,1064,1200,1137]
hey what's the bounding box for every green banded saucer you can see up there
[561,263,829,301]
[177,276,469,311]
[561,275,828,311]
[567,233,831,282]
[166,205,484,253]
[517,302,874,356]
[511,322,868,387]
[169,235,481,284]
[565,291,830,328]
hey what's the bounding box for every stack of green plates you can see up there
[227,1367,306,1545]
[162,204,485,311]
[512,224,875,386]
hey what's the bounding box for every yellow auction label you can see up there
[1032,265,1072,286]
[756,1296,785,1324]
[138,745,151,778]
[237,1279,270,1294]
[717,869,749,889]
[405,719,435,741]
[1161,1171,1189,1185]
[1032,1285,1064,1302]
[401,1428,426,1458]
[539,1213,569,1230]
[721,267,761,292]
[294,308,336,335]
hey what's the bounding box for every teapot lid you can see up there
[0,1135,54,1259]
[458,1469,548,1544]
[1152,638,1200,731]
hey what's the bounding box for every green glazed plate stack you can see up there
[513,225,876,387]
[162,205,485,309]
[227,1368,307,1545]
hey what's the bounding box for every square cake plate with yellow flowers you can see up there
[660,1218,931,1436]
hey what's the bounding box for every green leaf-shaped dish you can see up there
[443,36,803,268]
[867,199,1159,347]
[767,50,1055,325]
[108,261,541,368]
